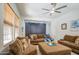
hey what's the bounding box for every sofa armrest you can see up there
[60,39,63,40]
[71,44,79,50]
[58,39,64,42]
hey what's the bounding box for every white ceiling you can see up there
[16,3,79,20]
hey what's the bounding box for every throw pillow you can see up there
[33,35,37,40]
[37,34,41,39]
[75,37,79,45]
[30,34,37,40]
[30,35,34,40]
[15,39,23,54]
[20,39,28,51]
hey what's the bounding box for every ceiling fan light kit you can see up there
[50,11,55,13]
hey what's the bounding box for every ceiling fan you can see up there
[42,3,67,16]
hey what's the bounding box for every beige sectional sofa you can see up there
[58,35,79,54]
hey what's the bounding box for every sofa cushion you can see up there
[30,34,37,40]
[59,40,79,50]
[20,38,29,51]
[10,39,23,54]
[64,35,77,43]
[75,37,79,45]
[30,34,45,40]
[37,34,45,38]
[16,37,29,53]
[33,35,38,40]
[23,45,36,55]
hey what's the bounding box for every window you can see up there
[4,4,20,45]
[4,24,13,45]
[14,16,19,39]
[15,28,19,38]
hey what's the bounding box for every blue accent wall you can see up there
[25,22,46,36]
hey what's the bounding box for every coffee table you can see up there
[38,42,72,55]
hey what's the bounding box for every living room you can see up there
[0,3,79,55]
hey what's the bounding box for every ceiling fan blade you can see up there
[42,8,50,11]
[55,11,61,13]
[41,12,49,15]
[51,3,56,7]
[55,5,67,10]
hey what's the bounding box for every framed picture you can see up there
[70,20,79,31]
[71,20,79,28]
[61,23,67,30]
